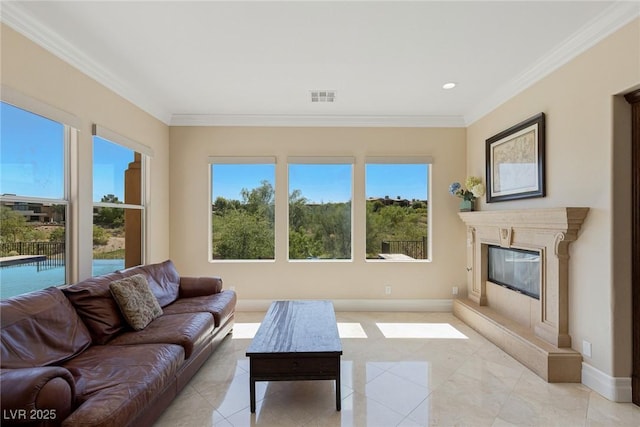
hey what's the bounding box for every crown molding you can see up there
[464,1,640,125]
[170,113,466,127]
[0,2,173,125]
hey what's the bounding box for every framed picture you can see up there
[485,112,545,203]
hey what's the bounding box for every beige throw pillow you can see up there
[109,274,163,330]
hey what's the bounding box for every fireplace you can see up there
[488,245,540,299]
[454,208,589,382]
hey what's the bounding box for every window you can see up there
[365,159,430,261]
[288,158,353,260]
[92,126,148,275]
[0,102,69,298]
[210,158,275,260]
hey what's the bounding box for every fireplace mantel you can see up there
[458,207,589,237]
[454,207,589,382]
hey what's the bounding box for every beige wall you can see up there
[466,19,640,378]
[169,126,467,304]
[0,24,171,280]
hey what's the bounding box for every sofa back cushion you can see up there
[62,271,128,344]
[120,260,180,307]
[1,287,92,368]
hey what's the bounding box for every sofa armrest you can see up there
[0,367,75,425]
[179,276,223,298]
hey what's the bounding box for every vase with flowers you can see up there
[449,176,485,211]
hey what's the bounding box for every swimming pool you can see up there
[0,259,125,299]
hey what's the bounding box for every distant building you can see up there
[366,196,427,208]
[1,201,59,223]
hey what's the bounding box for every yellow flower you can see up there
[465,176,482,189]
[471,183,485,198]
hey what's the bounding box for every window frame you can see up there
[208,156,277,263]
[91,126,150,273]
[364,156,432,263]
[287,157,355,262]
[0,99,74,293]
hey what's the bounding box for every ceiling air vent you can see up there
[310,90,336,103]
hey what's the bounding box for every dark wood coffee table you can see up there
[246,300,342,413]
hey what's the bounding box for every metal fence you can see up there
[381,237,428,259]
[0,242,66,268]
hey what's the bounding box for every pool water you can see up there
[0,259,125,299]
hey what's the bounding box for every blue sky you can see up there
[1,103,135,202]
[212,164,276,201]
[93,136,133,202]
[289,164,352,203]
[212,163,428,204]
[365,164,428,201]
[1,102,65,199]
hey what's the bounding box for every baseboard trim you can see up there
[582,362,632,402]
[236,298,453,312]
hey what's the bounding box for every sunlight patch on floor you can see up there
[232,322,368,339]
[231,323,261,339]
[337,322,368,338]
[376,323,468,339]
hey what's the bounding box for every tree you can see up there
[211,183,429,260]
[241,180,274,217]
[289,228,323,259]
[371,200,384,213]
[366,201,428,258]
[100,194,120,203]
[213,196,241,214]
[49,227,65,242]
[212,181,275,259]
[288,189,308,230]
[94,194,124,228]
[312,202,351,259]
[0,207,29,243]
[93,225,109,246]
[213,197,231,213]
[213,210,274,259]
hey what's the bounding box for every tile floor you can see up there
[154,311,640,427]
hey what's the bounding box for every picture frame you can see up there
[485,112,545,203]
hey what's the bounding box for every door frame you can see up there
[625,89,640,406]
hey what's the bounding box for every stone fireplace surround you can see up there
[454,208,589,382]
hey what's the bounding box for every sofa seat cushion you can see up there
[1,287,92,368]
[107,313,214,359]
[61,343,183,427]
[161,290,236,327]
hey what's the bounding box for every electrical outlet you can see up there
[452,286,459,296]
[385,285,392,295]
[582,340,592,358]
[229,285,236,291]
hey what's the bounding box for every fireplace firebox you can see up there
[488,245,540,299]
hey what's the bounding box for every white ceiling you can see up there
[2,1,639,127]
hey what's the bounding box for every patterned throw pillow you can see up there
[109,274,163,330]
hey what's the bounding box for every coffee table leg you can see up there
[250,377,256,413]
[336,359,341,411]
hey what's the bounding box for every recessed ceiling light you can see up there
[442,82,457,90]
[311,90,336,102]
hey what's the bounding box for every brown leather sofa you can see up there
[0,260,236,427]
